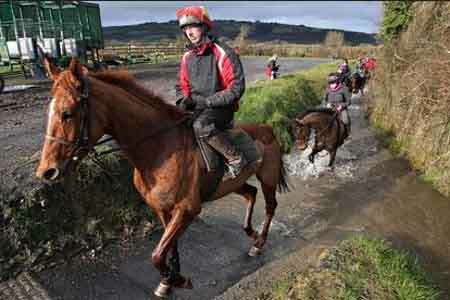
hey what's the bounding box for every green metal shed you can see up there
[0,0,103,65]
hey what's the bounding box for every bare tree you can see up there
[234,24,251,52]
[324,31,345,58]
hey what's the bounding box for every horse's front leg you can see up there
[166,240,192,289]
[308,146,320,164]
[328,149,337,167]
[152,207,197,298]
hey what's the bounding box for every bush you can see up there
[369,2,450,196]
[379,1,415,42]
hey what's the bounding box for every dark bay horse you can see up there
[351,68,372,94]
[289,108,348,167]
[351,72,365,94]
[36,58,289,298]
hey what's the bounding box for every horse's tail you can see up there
[277,155,290,193]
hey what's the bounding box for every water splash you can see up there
[285,130,357,180]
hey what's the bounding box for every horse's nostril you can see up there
[43,168,60,181]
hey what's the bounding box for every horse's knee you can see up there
[185,204,201,217]
[152,248,164,270]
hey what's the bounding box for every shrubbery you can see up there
[370,2,450,196]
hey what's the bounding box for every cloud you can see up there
[88,1,382,33]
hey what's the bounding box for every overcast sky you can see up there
[89,1,383,34]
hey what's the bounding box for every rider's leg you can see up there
[193,109,248,178]
[340,109,351,135]
[207,131,248,178]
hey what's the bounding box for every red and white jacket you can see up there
[175,36,245,111]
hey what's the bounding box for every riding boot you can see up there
[207,132,248,178]
[346,124,351,134]
[344,123,351,140]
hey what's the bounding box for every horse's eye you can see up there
[62,111,73,121]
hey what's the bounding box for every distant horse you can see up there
[36,57,289,298]
[351,72,365,94]
[339,72,352,89]
[289,108,348,167]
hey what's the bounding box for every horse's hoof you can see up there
[248,246,262,257]
[154,282,171,298]
[173,276,193,289]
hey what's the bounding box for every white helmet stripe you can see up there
[179,15,202,27]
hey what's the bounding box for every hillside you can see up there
[102,19,377,45]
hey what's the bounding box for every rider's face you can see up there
[183,24,204,44]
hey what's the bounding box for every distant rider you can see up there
[337,58,351,86]
[322,72,352,135]
[266,54,280,79]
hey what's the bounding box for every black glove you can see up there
[194,96,211,111]
[176,97,196,110]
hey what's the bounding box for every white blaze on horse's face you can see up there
[46,97,57,135]
[37,78,81,182]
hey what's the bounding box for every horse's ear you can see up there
[295,118,304,126]
[43,55,60,81]
[68,58,89,80]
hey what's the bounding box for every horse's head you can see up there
[289,118,310,151]
[351,73,362,93]
[36,57,104,182]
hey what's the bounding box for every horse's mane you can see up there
[90,70,186,119]
[296,108,335,120]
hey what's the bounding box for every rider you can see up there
[355,56,366,78]
[355,55,368,93]
[322,72,352,135]
[337,58,351,86]
[174,6,247,178]
[266,54,279,79]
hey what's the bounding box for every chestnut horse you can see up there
[289,108,348,167]
[36,58,289,298]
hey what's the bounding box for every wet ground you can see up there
[1,60,450,300]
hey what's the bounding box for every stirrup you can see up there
[225,157,248,179]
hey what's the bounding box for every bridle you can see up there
[295,109,339,140]
[45,75,91,162]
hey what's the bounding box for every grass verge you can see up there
[261,237,440,300]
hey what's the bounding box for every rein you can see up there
[46,75,191,161]
[93,114,191,158]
